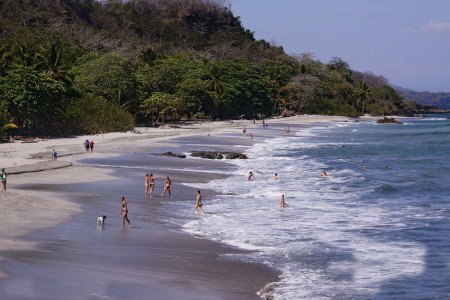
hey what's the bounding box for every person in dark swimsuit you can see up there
[161,176,172,197]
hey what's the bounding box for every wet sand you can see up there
[0,137,278,299]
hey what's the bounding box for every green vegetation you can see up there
[0,0,410,135]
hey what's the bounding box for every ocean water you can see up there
[164,116,450,300]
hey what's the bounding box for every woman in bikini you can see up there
[149,173,158,196]
[121,196,132,229]
[161,176,172,197]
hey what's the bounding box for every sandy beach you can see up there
[0,115,361,299]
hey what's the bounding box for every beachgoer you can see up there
[362,165,368,170]
[384,165,389,169]
[253,119,256,125]
[250,133,254,141]
[0,168,7,191]
[149,173,158,196]
[247,171,255,181]
[321,170,328,177]
[243,126,247,135]
[280,194,288,208]
[52,149,58,160]
[262,119,265,127]
[89,140,95,152]
[121,196,132,229]
[195,190,203,213]
[145,173,150,196]
[274,173,280,181]
[84,139,90,151]
[287,126,290,134]
[161,176,172,197]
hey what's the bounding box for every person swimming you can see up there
[274,173,280,180]
[321,170,328,177]
[247,171,255,181]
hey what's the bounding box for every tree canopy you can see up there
[0,0,410,134]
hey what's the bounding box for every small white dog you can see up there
[97,215,107,225]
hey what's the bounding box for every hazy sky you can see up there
[227,0,450,92]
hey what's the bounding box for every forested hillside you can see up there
[396,91,450,109]
[0,0,408,135]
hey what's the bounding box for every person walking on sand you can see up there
[0,168,7,191]
[161,176,172,197]
[280,194,288,208]
[84,139,90,151]
[52,149,58,160]
[195,190,203,213]
[89,140,95,152]
[121,196,132,229]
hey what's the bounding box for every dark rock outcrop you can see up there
[191,151,248,160]
[160,151,186,158]
[376,117,402,124]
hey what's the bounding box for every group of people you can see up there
[144,174,172,197]
[0,168,7,191]
[84,139,95,152]
[247,171,288,208]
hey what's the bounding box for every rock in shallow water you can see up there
[190,151,248,159]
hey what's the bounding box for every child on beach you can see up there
[195,190,203,213]
[0,168,7,191]
[121,196,132,229]
[161,176,172,197]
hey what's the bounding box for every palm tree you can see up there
[356,81,369,114]
[34,42,69,82]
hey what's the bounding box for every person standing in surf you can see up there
[149,173,158,196]
[144,173,150,196]
[280,194,288,208]
[161,176,172,197]
[195,190,203,213]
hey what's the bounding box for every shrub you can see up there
[68,95,134,134]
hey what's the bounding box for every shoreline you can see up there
[0,114,386,298]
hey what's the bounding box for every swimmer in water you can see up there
[247,171,255,181]
[149,173,158,196]
[274,173,280,180]
[321,170,328,177]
